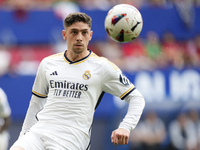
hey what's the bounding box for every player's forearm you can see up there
[19,95,45,137]
[118,89,145,132]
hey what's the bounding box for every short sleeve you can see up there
[32,59,49,98]
[102,60,135,99]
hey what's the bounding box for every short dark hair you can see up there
[64,12,92,29]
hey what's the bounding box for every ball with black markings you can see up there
[104,4,143,43]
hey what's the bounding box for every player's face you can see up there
[62,22,93,54]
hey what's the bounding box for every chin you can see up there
[73,49,84,54]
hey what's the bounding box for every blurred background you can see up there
[0,0,200,149]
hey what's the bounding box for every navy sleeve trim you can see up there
[121,87,136,100]
[32,91,47,98]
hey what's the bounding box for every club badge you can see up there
[83,70,91,80]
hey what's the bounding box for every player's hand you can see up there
[111,128,130,145]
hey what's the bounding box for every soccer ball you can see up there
[104,4,143,43]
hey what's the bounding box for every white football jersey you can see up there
[30,50,135,149]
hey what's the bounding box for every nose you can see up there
[76,32,82,41]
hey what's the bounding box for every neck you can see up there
[65,49,90,62]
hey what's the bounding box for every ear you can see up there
[89,30,93,41]
[62,30,67,40]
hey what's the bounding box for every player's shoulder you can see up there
[44,52,63,60]
[41,52,64,62]
[90,52,120,71]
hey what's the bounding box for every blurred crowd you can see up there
[0,30,200,76]
[129,109,200,150]
[91,31,200,72]
[0,0,199,11]
[0,0,199,76]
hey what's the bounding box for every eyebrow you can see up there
[70,28,89,31]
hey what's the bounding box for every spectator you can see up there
[161,31,184,69]
[188,109,200,149]
[0,45,11,76]
[144,31,166,68]
[121,37,152,71]
[129,121,144,150]
[193,34,200,65]
[183,39,198,67]
[130,111,166,150]
[168,112,198,150]
[188,109,200,127]
[193,34,200,64]
[181,34,200,67]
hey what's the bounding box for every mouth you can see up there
[75,44,83,48]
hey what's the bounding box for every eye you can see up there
[82,31,88,35]
[71,30,77,34]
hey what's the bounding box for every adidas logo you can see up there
[50,71,58,76]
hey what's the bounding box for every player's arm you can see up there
[100,59,145,145]
[111,89,145,145]
[19,95,46,137]
[19,59,48,137]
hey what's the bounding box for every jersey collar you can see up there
[63,49,92,64]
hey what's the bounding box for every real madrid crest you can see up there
[83,70,91,80]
